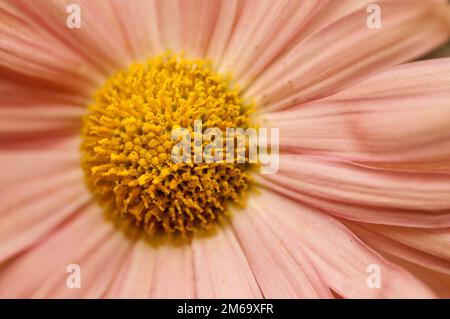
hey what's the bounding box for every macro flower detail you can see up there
[0,0,450,299]
[82,54,255,237]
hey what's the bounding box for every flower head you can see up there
[0,0,450,298]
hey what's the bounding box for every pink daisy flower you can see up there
[0,0,450,299]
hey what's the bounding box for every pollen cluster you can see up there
[81,54,255,238]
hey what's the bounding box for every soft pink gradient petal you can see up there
[319,58,450,174]
[256,152,450,228]
[180,0,221,58]
[251,189,436,298]
[192,226,262,298]
[329,58,450,100]
[148,245,195,298]
[108,0,164,61]
[231,206,333,298]
[218,0,327,84]
[106,240,156,298]
[247,1,450,111]
[267,91,450,163]
[0,204,115,298]
[382,255,450,298]
[0,1,104,95]
[0,76,90,109]
[216,0,271,74]
[262,155,450,211]
[6,0,136,76]
[0,135,80,183]
[206,0,241,63]
[286,0,387,46]
[155,0,182,52]
[0,169,90,264]
[282,0,447,51]
[34,230,132,298]
[362,225,450,261]
[0,109,82,140]
[347,223,450,275]
[256,174,450,228]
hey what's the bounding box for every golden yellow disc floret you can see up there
[81,53,256,238]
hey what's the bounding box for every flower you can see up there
[0,0,450,298]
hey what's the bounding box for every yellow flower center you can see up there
[81,54,256,239]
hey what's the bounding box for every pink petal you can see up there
[386,256,450,298]
[108,0,164,60]
[0,1,102,96]
[257,174,450,228]
[330,58,450,100]
[35,230,132,298]
[155,0,182,52]
[347,223,450,275]
[192,226,262,298]
[0,135,80,183]
[283,0,447,50]
[362,225,450,261]
[0,108,82,140]
[347,161,450,176]
[252,189,436,298]
[232,204,332,298]
[4,0,135,77]
[206,0,241,62]
[0,169,90,263]
[267,91,450,163]
[106,240,156,298]
[0,79,89,113]
[288,0,386,45]
[149,244,195,298]
[219,0,327,84]
[268,155,450,211]
[180,0,221,58]
[0,204,115,298]
[247,1,450,111]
